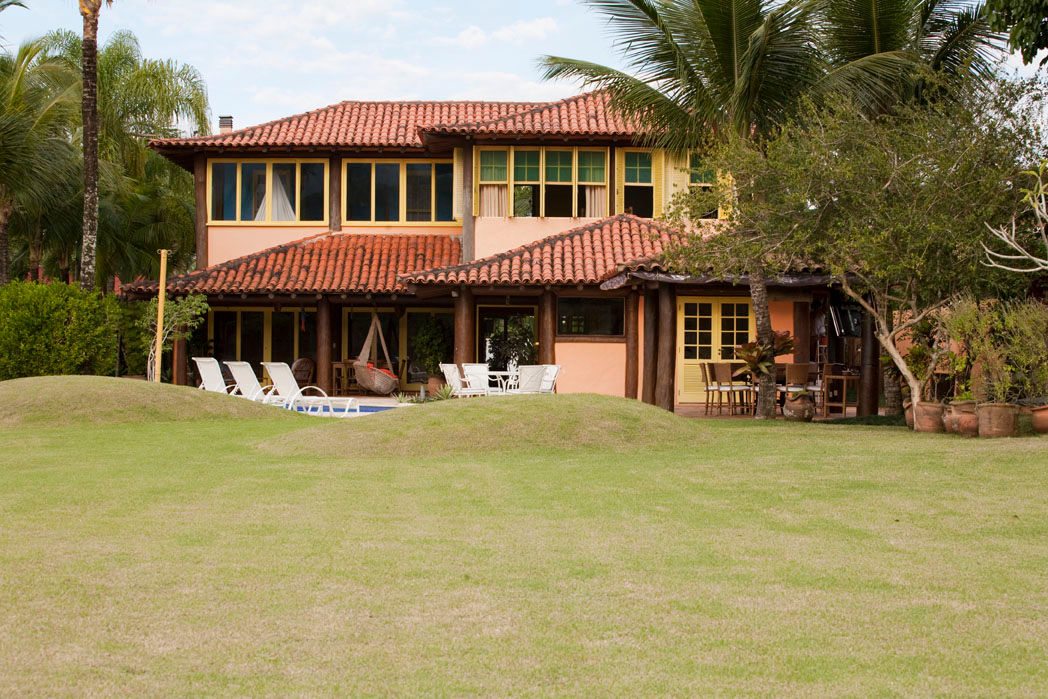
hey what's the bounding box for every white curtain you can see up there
[270,171,296,221]
[479,184,508,217]
[584,185,607,217]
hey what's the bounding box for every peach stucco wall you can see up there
[770,300,796,363]
[475,217,602,260]
[207,224,463,266]
[554,341,627,397]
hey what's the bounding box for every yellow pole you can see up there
[154,249,168,383]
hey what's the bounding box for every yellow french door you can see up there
[677,296,754,403]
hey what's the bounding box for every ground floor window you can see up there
[406,311,454,382]
[208,308,316,376]
[557,298,624,336]
[343,311,399,370]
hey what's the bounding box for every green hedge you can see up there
[0,281,119,381]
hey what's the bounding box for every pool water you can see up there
[291,404,395,416]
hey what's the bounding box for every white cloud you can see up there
[430,25,489,50]
[492,17,558,44]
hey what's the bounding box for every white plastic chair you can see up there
[193,357,233,394]
[439,363,486,397]
[540,364,561,394]
[261,361,359,416]
[507,365,545,394]
[463,362,496,395]
[224,361,279,403]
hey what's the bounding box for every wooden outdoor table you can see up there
[331,361,355,395]
[823,373,859,417]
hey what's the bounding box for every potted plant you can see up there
[783,389,815,421]
[413,314,451,395]
[733,332,795,388]
[973,310,1019,438]
[1001,299,1048,434]
[903,338,945,433]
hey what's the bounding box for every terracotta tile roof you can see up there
[150,100,548,151]
[424,91,639,139]
[406,214,678,287]
[124,233,461,296]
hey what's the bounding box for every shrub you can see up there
[0,281,119,380]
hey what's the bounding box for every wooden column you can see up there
[454,287,475,365]
[329,154,342,231]
[539,289,556,365]
[317,296,332,395]
[858,308,880,416]
[792,300,811,364]
[172,336,188,386]
[655,283,676,411]
[642,289,658,404]
[625,290,639,399]
[193,153,207,270]
[461,143,475,262]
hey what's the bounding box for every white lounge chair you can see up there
[540,364,561,394]
[439,363,486,397]
[261,361,359,416]
[462,362,497,395]
[224,361,279,403]
[193,357,233,394]
[507,365,545,394]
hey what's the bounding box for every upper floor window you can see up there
[345,159,454,224]
[209,159,327,224]
[477,147,608,218]
[689,153,718,220]
[622,151,653,218]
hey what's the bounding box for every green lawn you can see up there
[2,376,1046,694]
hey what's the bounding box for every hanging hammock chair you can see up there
[353,312,399,395]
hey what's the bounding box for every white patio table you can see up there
[487,370,518,393]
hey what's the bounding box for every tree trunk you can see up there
[748,258,776,420]
[883,366,902,416]
[28,221,42,280]
[79,8,100,291]
[0,197,11,286]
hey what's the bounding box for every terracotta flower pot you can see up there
[951,401,978,438]
[426,375,445,396]
[977,403,1020,438]
[1030,405,1048,435]
[943,405,959,434]
[904,400,914,430]
[913,402,945,433]
[783,394,815,422]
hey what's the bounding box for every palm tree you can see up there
[540,0,1003,417]
[78,0,112,290]
[0,39,78,285]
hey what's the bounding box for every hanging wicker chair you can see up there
[353,312,399,395]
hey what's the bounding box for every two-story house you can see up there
[127,92,835,410]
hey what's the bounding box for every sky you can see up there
[1,0,1039,137]
[0,0,629,134]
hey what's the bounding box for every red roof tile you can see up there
[424,92,639,139]
[124,232,461,295]
[150,100,547,151]
[406,214,678,287]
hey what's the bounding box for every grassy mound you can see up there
[271,393,705,459]
[0,375,301,428]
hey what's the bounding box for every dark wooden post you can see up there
[317,296,332,395]
[461,143,474,262]
[329,154,342,231]
[792,300,811,364]
[172,335,188,386]
[858,308,880,416]
[655,283,676,411]
[642,289,658,404]
[539,289,556,365]
[454,287,475,365]
[625,290,639,398]
[193,153,207,270]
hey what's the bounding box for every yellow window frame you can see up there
[206,158,329,226]
[474,146,609,218]
[341,158,457,226]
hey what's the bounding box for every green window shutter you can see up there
[578,151,605,183]
[624,152,652,184]
[545,150,573,183]
[479,150,507,182]
[689,153,714,185]
[514,150,540,182]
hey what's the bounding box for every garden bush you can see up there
[0,281,119,381]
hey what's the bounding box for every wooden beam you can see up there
[642,290,658,405]
[792,300,811,364]
[655,283,675,411]
[193,153,207,270]
[329,154,342,231]
[858,308,880,416]
[625,291,639,399]
[317,296,332,394]
[539,289,556,365]
[461,144,475,262]
[454,286,475,365]
[172,335,188,386]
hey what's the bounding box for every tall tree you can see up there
[984,0,1048,66]
[541,0,1004,416]
[78,0,112,291]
